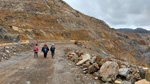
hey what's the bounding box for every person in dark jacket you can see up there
[50,44,55,59]
[42,44,49,58]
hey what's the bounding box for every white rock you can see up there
[94,77,99,80]
[115,80,121,84]
[5,50,10,53]
[76,58,89,66]
[76,54,91,66]
[119,68,129,77]
[91,56,96,64]
[142,67,148,70]
[14,53,16,55]
[5,46,9,49]
[26,81,31,84]
[81,53,91,60]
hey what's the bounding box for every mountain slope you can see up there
[118,28,150,33]
[0,0,114,40]
[0,0,149,67]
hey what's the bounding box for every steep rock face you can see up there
[0,20,20,42]
[0,0,114,40]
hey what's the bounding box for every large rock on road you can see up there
[99,61,119,82]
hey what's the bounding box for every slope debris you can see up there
[65,47,149,84]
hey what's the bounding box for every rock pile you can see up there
[0,43,34,62]
[0,46,17,61]
[65,49,150,84]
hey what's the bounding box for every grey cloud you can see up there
[64,0,150,30]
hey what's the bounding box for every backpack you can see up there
[43,47,47,53]
[51,46,55,51]
[34,46,37,51]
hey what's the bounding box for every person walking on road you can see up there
[33,44,39,58]
[42,44,49,58]
[50,44,55,59]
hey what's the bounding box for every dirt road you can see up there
[0,42,100,84]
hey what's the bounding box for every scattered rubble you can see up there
[0,43,34,62]
[65,49,150,84]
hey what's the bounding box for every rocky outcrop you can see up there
[0,20,21,42]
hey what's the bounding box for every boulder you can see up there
[99,61,119,82]
[76,58,89,66]
[116,60,128,68]
[95,55,102,65]
[88,65,95,74]
[91,56,96,64]
[81,53,91,60]
[76,54,91,66]
[98,57,115,67]
[82,64,90,68]
[93,63,99,69]
[3,53,9,60]
[5,50,10,54]
[139,69,146,79]
[135,79,150,84]
[118,68,129,78]
[88,63,99,74]
[129,68,141,83]
[145,69,150,81]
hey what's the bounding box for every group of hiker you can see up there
[33,43,55,59]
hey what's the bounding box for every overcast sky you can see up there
[64,0,150,30]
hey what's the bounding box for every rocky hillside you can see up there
[0,0,115,41]
[118,28,150,33]
[0,0,150,67]
[0,19,20,42]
